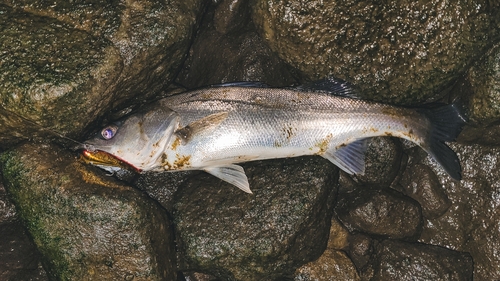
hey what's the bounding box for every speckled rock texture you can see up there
[467,43,500,125]
[176,1,298,88]
[173,157,338,280]
[336,187,423,240]
[0,0,204,148]
[294,249,360,281]
[2,0,500,279]
[417,143,500,280]
[362,240,473,280]
[252,0,500,104]
[352,137,403,186]
[0,143,177,280]
[0,183,48,281]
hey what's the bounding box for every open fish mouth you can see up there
[79,150,140,172]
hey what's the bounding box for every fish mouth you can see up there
[79,150,141,173]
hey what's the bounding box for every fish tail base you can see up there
[420,103,467,180]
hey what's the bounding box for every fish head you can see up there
[81,105,180,173]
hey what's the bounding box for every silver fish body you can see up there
[82,79,465,193]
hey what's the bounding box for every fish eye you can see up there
[101,125,118,140]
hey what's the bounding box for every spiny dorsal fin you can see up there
[295,77,361,99]
[175,112,228,144]
[212,81,269,88]
[204,164,252,193]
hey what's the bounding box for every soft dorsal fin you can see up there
[175,112,228,144]
[295,77,361,99]
[204,164,252,193]
[212,81,269,88]
[321,138,368,174]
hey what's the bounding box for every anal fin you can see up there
[321,138,368,175]
[204,164,252,193]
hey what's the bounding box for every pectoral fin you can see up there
[204,164,252,194]
[175,112,228,144]
[322,138,368,175]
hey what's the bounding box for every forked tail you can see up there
[420,103,467,180]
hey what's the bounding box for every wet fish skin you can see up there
[82,78,465,193]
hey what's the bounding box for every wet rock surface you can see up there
[0,143,177,280]
[1,0,500,280]
[400,162,451,219]
[353,137,403,186]
[362,240,473,280]
[176,2,298,88]
[173,157,338,280]
[336,187,423,240]
[294,249,360,281]
[252,0,500,104]
[418,143,500,280]
[467,43,500,125]
[0,0,203,147]
[0,220,48,281]
[0,182,48,280]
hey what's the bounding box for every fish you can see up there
[81,78,466,193]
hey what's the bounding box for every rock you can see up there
[213,0,252,35]
[363,240,473,280]
[347,233,373,271]
[252,0,500,104]
[327,218,350,250]
[0,182,16,224]
[173,156,338,280]
[0,143,177,280]
[419,143,500,280]
[0,0,204,148]
[134,171,194,214]
[335,187,422,240]
[466,43,500,125]
[458,123,500,146]
[353,137,403,186]
[0,220,48,281]
[176,3,298,88]
[0,183,48,280]
[293,249,360,281]
[400,162,451,219]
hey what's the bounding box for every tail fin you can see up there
[420,103,467,180]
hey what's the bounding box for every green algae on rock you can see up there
[0,0,204,148]
[0,143,176,280]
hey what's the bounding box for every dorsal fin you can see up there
[294,77,361,99]
[212,81,269,88]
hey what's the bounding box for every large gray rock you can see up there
[399,161,451,219]
[173,156,338,280]
[466,42,500,125]
[0,183,48,280]
[0,0,203,148]
[336,187,423,240]
[294,249,360,281]
[0,143,177,280]
[418,143,500,280]
[176,3,298,88]
[252,0,500,104]
[363,240,473,280]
